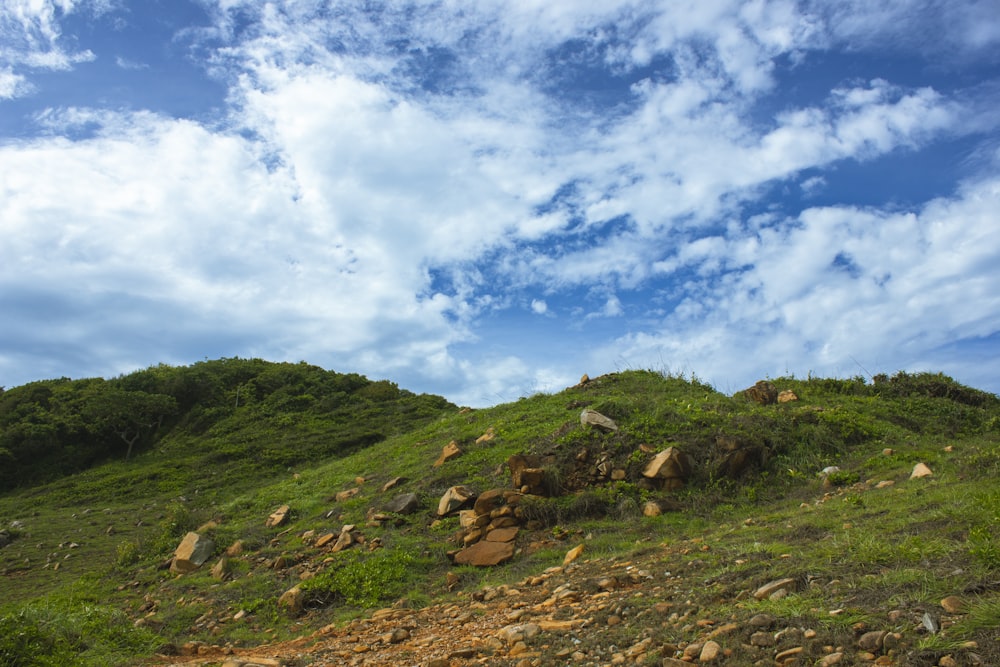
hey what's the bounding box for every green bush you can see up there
[299,549,425,608]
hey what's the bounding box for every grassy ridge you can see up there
[1,367,998,666]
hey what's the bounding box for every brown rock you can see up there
[331,525,355,552]
[699,640,721,662]
[486,527,519,543]
[434,440,462,467]
[778,389,799,403]
[858,630,886,651]
[911,462,933,478]
[278,585,305,615]
[335,488,359,502]
[473,488,518,517]
[740,380,779,405]
[210,557,228,580]
[753,577,797,600]
[170,532,215,574]
[941,595,965,613]
[265,505,290,528]
[315,532,337,548]
[453,540,515,566]
[475,428,496,444]
[225,540,244,557]
[438,486,476,516]
[563,543,584,565]
[381,476,407,492]
[642,446,692,480]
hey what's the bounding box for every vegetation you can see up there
[0,363,998,666]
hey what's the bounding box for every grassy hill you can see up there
[0,365,998,666]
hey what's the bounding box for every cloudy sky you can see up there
[1,1,999,406]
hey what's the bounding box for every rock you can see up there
[642,446,692,481]
[820,653,844,666]
[381,476,407,492]
[642,498,681,517]
[210,557,229,580]
[580,409,618,432]
[858,630,886,650]
[778,389,799,403]
[486,527,519,543]
[278,585,305,615]
[434,440,463,467]
[335,488,359,502]
[739,380,779,405]
[563,543,585,565]
[750,631,775,647]
[941,595,965,613]
[225,540,244,557]
[0,530,10,549]
[315,532,337,548]
[453,540,515,567]
[437,486,476,516]
[475,428,496,444]
[265,505,290,528]
[331,525,355,552]
[910,462,933,478]
[507,455,549,495]
[384,492,420,515]
[753,577,797,600]
[473,489,521,517]
[170,532,215,574]
[699,640,721,662]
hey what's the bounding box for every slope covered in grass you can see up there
[1,367,998,666]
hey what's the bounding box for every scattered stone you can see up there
[941,595,965,614]
[922,612,940,633]
[753,577,797,600]
[315,532,337,548]
[883,448,895,456]
[820,653,844,666]
[210,557,229,580]
[858,630,886,651]
[335,488,359,502]
[381,476,407,492]
[265,505,290,528]
[563,543,585,565]
[775,646,804,663]
[475,428,496,444]
[384,492,420,515]
[910,463,933,479]
[170,532,215,574]
[225,540,244,557]
[699,640,721,662]
[331,525,356,552]
[580,409,618,432]
[434,440,463,467]
[277,585,305,616]
[750,631,775,647]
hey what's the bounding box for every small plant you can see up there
[114,540,141,569]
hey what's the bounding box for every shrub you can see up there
[299,549,425,608]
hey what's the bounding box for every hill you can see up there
[1,365,998,667]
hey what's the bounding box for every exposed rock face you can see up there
[580,409,618,432]
[171,532,215,574]
[437,486,476,516]
[507,454,551,495]
[739,380,779,405]
[434,440,463,467]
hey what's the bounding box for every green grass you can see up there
[1,367,999,665]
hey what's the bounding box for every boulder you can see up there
[265,505,290,528]
[473,489,522,517]
[278,585,305,615]
[778,389,799,403]
[384,492,420,515]
[170,532,215,574]
[438,486,476,516]
[434,440,463,467]
[739,380,778,405]
[453,540,515,567]
[580,409,618,432]
[642,447,692,481]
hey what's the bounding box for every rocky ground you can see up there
[150,529,985,667]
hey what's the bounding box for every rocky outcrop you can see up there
[449,489,525,566]
[642,446,691,490]
[507,454,553,495]
[739,380,779,405]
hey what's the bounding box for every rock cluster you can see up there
[444,488,527,567]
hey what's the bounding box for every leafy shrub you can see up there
[299,549,425,608]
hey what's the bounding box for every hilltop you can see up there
[1,363,998,667]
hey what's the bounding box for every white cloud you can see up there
[530,299,548,315]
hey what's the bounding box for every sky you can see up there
[1,1,999,407]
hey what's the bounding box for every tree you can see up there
[82,390,177,460]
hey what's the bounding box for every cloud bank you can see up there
[1,0,998,405]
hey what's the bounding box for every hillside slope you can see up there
[1,368,999,667]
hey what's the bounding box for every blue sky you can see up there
[1,0,999,406]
